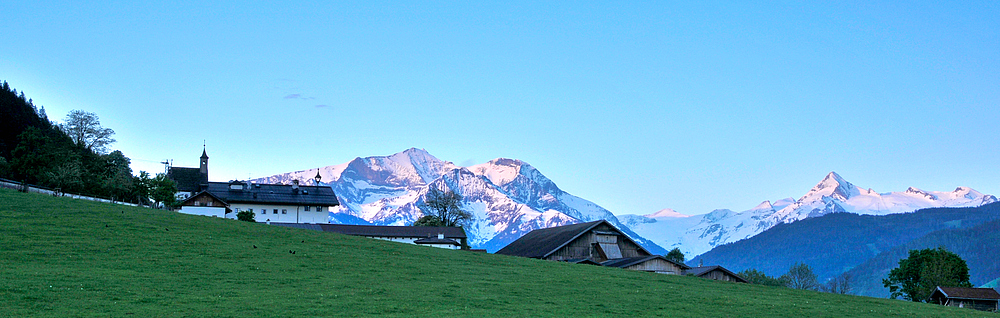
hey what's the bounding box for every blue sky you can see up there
[3,1,998,216]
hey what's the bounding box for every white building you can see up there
[178,179,339,223]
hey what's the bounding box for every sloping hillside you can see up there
[846,217,1000,297]
[691,202,1000,286]
[0,188,985,317]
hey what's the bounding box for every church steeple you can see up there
[199,144,209,182]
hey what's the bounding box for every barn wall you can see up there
[546,232,596,261]
[625,258,684,274]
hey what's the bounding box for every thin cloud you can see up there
[315,104,329,108]
[284,93,317,101]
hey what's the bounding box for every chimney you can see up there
[437,233,445,239]
[699,259,703,267]
[292,179,299,194]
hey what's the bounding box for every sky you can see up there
[3,1,998,216]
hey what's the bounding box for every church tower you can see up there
[200,146,209,183]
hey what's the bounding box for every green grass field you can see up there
[0,188,992,317]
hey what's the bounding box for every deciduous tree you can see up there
[416,187,471,227]
[665,248,685,264]
[883,247,972,302]
[59,110,116,154]
[782,262,819,291]
[149,173,179,209]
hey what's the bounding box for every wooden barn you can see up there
[496,220,687,274]
[496,220,648,262]
[684,265,748,283]
[929,286,1000,312]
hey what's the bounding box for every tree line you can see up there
[0,81,176,206]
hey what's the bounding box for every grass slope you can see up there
[0,189,987,317]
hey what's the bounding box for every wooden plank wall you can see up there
[626,258,685,274]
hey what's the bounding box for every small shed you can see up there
[929,286,1000,312]
[684,265,748,283]
[601,255,690,274]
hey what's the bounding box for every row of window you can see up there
[233,207,326,215]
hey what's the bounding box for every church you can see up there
[169,147,339,223]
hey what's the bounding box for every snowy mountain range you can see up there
[620,172,998,258]
[253,148,666,254]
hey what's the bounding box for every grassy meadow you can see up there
[0,188,991,317]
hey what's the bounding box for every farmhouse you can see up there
[496,220,688,274]
[179,179,339,223]
[929,286,1000,312]
[171,147,339,223]
[273,223,467,249]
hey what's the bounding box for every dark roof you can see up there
[180,190,228,206]
[934,287,1000,301]
[563,258,600,265]
[684,265,749,283]
[495,220,651,259]
[204,182,339,206]
[317,224,467,239]
[168,167,205,192]
[413,237,461,245]
[600,255,690,269]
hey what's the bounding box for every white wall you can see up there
[230,204,330,223]
[178,206,226,218]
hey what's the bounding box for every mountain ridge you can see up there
[621,171,997,257]
[254,148,667,254]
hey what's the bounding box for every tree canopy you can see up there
[414,187,471,227]
[665,248,685,264]
[883,247,972,302]
[60,110,116,154]
[783,262,819,291]
[0,81,156,205]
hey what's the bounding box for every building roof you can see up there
[562,258,601,265]
[933,287,1000,301]
[314,224,468,239]
[180,190,228,207]
[413,237,461,246]
[495,220,651,259]
[684,265,749,283]
[600,255,691,269]
[204,181,339,206]
[168,167,205,192]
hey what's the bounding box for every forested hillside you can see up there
[0,81,171,205]
[692,202,1000,294]
[846,217,1000,297]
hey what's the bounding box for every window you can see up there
[262,210,266,214]
[304,206,310,211]
[235,208,240,213]
[281,209,287,214]
[248,208,253,213]
[273,209,278,214]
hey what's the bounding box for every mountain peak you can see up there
[800,171,859,202]
[751,200,774,211]
[643,208,690,218]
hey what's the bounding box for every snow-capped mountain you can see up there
[254,148,666,254]
[621,172,997,258]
